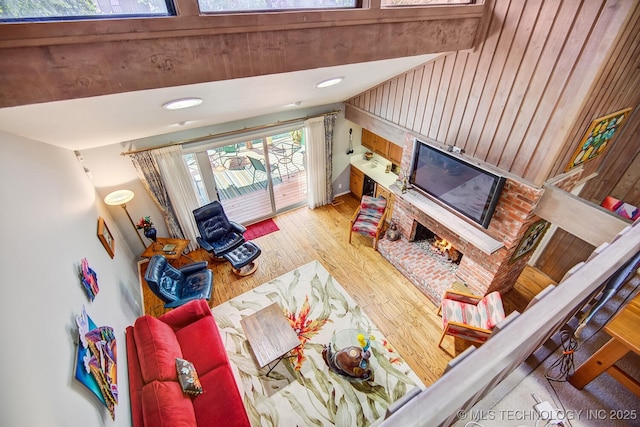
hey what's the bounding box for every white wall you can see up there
[80,104,359,245]
[0,132,141,427]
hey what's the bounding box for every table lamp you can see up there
[104,189,146,249]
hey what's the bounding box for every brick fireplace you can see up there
[378,136,545,306]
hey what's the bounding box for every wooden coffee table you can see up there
[240,302,300,376]
[141,237,190,261]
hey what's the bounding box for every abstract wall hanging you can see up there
[79,258,99,301]
[565,108,632,171]
[74,306,118,420]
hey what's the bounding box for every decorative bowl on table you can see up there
[322,330,373,381]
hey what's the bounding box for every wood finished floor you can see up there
[140,194,557,386]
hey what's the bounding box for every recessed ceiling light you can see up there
[315,77,344,88]
[162,97,203,110]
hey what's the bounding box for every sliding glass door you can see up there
[184,129,307,224]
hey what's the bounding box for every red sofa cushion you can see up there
[175,316,229,375]
[193,367,251,427]
[160,299,213,330]
[142,380,197,427]
[133,315,183,383]
[126,327,144,427]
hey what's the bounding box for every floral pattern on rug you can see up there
[212,260,424,427]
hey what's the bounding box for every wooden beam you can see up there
[0,6,484,107]
[346,103,415,146]
[534,184,630,247]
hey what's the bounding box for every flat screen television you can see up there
[409,139,506,229]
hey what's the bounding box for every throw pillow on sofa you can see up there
[176,358,203,396]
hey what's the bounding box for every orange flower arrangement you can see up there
[284,296,331,370]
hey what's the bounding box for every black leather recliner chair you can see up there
[193,201,262,276]
[193,201,246,258]
[144,255,213,309]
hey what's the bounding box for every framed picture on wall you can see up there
[565,108,632,172]
[97,217,115,258]
[510,219,549,263]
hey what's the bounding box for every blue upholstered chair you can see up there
[193,201,246,259]
[144,255,213,309]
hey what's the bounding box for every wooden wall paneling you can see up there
[412,62,433,132]
[600,10,640,108]
[399,70,413,128]
[582,108,640,204]
[404,66,423,130]
[456,0,509,157]
[529,0,637,184]
[443,0,497,147]
[372,85,381,117]
[380,81,390,120]
[446,50,477,146]
[616,149,640,201]
[421,56,445,137]
[535,229,596,283]
[504,0,582,177]
[483,0,541,165]
[353,94,362,110]
[437,52,467,144]
[429,53,455,141]
[393,74,406,124]
[387,79,398,122]
[492,0,560,170]
[470,0,526,160]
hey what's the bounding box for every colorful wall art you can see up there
[510,219,549,263]
[80,258,99,301]
[74,306,118,420]
[565,108,632,171]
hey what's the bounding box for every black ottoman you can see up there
[223,241,262,276]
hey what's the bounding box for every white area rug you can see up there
[212,260,424,427]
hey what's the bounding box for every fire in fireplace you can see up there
[431,236,462,263]
[411,222,463,265]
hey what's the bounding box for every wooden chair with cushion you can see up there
[349,195,387,250]
[437,289,506,349]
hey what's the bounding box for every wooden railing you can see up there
[381,220,640,426]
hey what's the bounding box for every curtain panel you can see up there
[128,151,185,243]
[151,146,201,252]
[305,113,337,209]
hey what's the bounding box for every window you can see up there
[198,0,356,13]
[382,0,472,5]
[183,127,307,224]
[0,0,173,21]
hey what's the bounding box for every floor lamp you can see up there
[104,189,146,249]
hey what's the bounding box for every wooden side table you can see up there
[568,293,640,397]
[141,237,190,261]
[240,302,300,376]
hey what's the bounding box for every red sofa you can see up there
[126,299,250,427]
